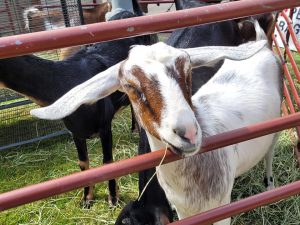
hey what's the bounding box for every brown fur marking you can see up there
[78,160,94,201]
[125,66,164,139]
[167,57,193,107]
[78,160,89,171]
[0,82,6,88]
[86,185,94,201]
[108,186,119,204]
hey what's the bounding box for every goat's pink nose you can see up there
[173,126,198,144]
[184,127,197,145]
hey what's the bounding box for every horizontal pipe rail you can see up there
[0,0,299,59]
[171,179,300,225]
[1,112,300,211]
[34,1,175,9]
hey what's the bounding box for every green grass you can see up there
[0,106,299,224]
[0,107,139,225]
[1,48,300,224]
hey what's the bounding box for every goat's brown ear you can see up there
[184,40,267,68]
[30,62,122,120]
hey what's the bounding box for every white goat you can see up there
[31,29,282,224]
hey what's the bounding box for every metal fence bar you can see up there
[273,32,300,167]
[275,23,300,83]
[273,12,300,166]
[273,33,300,110]
[281,11,300,53]
[0,0,299,59]
[283,81,296,114]
[1,112,300,211]
[170,179,300,225]
[0,130,69,152]
[0,100,31,110]
[282,101,290,116]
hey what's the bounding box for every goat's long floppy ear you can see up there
[184,40,267,68]
[30,62,122,120]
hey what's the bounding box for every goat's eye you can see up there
[140,93,147,102]
[126,84,140,93]
[125,84,147,102]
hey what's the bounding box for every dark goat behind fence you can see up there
[0,0,157,208]
[115,128,174,225]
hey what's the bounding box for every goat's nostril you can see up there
[173,127,198,145]
[173,128,186,139]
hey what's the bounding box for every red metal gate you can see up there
[0,0,300,224]
[274,8,300,166]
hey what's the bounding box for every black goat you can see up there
[114,0,277,224]
[0,0,156,208]
[115,129,173,225]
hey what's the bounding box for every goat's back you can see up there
[193,47,282,176]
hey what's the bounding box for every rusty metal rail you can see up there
[171,179,300,225]
[0,0,299,59]
[1,112,300,211]
[273,8,300,166]
[1,0,300,224]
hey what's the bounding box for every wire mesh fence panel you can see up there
[0,0,83,150]
[0,100,67,151]
[0,89,24,102]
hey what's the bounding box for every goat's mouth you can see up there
[163,139,198,157]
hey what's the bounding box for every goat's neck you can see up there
[0,56,62,106]
[145,123,233,217]
[0,55,98,106]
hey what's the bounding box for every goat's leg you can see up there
[264,134,278,190]
[101,129,119,206]
[214,218,231,225]
[213,194,231,225]
[73,135,94,208]
[264,146,275,191]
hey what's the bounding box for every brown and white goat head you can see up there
[119,43,201,156]
[30,41,267,156]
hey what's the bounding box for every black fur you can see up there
[115,130,173,225]
[0,0,156,207]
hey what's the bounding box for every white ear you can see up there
[30,62,122,120]
[184,40,267,68]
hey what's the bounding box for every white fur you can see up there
[125,43,281,223]
[149,47,281,223]
[43,20,64,31]
[30,63,121,119]
[23,7,39,31]
[30,40,280,224]
[123,45,202,153]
